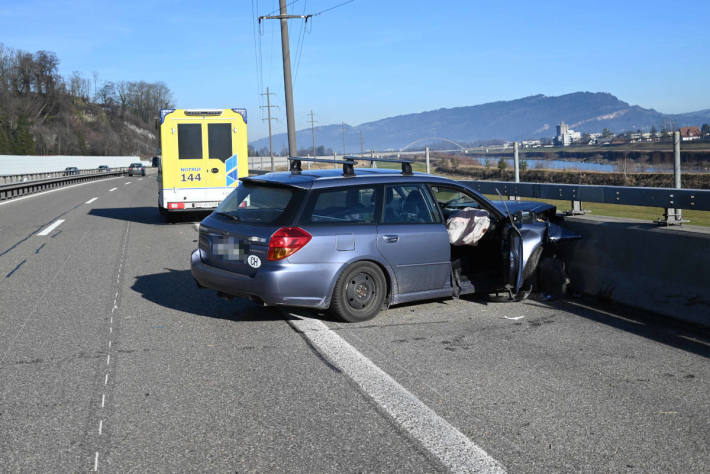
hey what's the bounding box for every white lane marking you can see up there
[109,187,117,192]
[288,316,507,474]
[94,452,98,471]
[85,197,98,204]
[108,340,111,348]
[0,177,120,208]
[106,354,110,365]
[37,219,65,236]
[98,420,103,435]
[101,393,105,408]
[138,178,143,181]
[124,182,130,185]
[104,374,109,385]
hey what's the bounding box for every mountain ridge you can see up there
[249,92,710,152]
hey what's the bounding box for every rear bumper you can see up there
[190,249,337,309]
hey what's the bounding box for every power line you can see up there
[265,0,300,16]
[313,0,355,16]
[251,0,264,111]
[261,87,279,171]
[308,110,317,157]
[292,0,308,85]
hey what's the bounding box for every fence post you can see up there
[660,131,686,225]
[425,146,430,174]
[509,142,520,201]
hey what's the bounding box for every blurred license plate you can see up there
[212,237,244,261]
[193,201,219,208]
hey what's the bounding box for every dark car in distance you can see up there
[191,157,580,323]
[128,162,146,176]
[98,165,110,172]
[63,167,79,176]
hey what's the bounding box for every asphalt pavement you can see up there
[0,172,708,472]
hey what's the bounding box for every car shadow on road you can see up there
[528,297,710,359]
[131,268,295,322]
[89,207,210,225]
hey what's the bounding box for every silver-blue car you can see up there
[191,158,579,322]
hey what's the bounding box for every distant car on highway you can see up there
[63,166,79,176]
[128,162,146,176]
[191,157,580,322]
[98,165,110,172]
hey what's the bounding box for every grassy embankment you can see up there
[269,159,710,226]
[369,160,710,227]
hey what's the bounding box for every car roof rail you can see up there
[343,156,414,175]
[288,156,356,177]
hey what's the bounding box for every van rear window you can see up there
[215,182,302,224]
[178,124,202,159]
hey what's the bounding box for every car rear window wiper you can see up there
[214,211,239,222]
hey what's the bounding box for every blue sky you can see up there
[1,0,708,141]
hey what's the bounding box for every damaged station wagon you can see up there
[191,157,579,322]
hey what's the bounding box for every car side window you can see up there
[302,186,377,224]
[431,185,488,218]
[382,184,438,224]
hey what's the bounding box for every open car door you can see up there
[503,225,524,296]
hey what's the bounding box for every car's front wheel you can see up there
[331,261,386,323]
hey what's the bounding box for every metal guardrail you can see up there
[462,180,710,212]
[0,168,118,185]
[0,168,128,201]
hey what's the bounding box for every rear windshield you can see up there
[214,182,302,225]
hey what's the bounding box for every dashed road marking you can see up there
[91,221,130,470]
[288,315,507,474]
[109,187,117,192]
[124,182,130,185]
[0,177,120,207]
[85,197,98,204]
[37,219,65,236]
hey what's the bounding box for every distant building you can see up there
[555,121,581,146]
[679,126,701,141]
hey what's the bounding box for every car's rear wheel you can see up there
[331,262,386,323]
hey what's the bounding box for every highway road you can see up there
[1,172,708,472]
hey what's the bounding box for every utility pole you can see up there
[259,1,311,157]
[308,110,317,157]
[260,87,278,171]
[360,130,364,155]
[341,122,346,155]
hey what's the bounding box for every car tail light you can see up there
[268,227,312,261]
[168,202,185,210]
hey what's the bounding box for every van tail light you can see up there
[268,227,312,261]
[168,202,185,210]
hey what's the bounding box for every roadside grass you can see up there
[274,160,710,227]
[481,194,710,227]
[375,161,710,227]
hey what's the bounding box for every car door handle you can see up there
[382,234,399,243]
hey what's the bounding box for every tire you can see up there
[331,261,386,323]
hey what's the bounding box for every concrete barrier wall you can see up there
[559,215,710,327]
[0,155,143,174]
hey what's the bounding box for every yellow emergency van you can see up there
[157,108,248,219]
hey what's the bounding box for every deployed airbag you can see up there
[446,208,490,246]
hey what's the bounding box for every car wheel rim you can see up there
[345,272,376,310]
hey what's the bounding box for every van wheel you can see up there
[331,262,386,323]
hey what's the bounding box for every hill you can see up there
[249,92,710,152]
[0,44,171,156]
